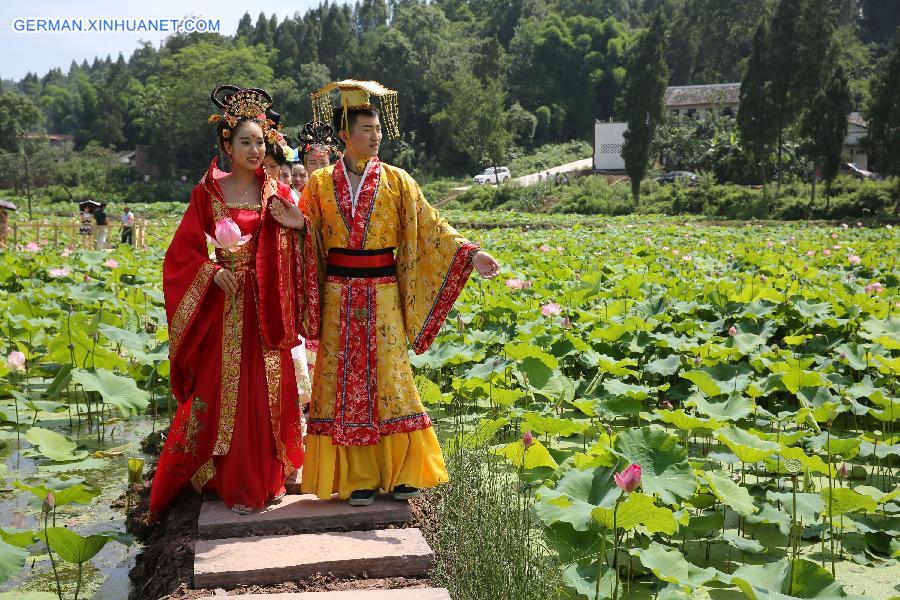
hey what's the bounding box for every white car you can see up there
[473,166,511,185]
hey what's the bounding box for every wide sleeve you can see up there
[164,185,221,404]
[395,169,480,355]
[296,176,325,342]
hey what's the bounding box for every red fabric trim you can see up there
[332,282,380,446]
[332,157,381,249]
[412,242,480,354]
[327,252,396,269]
[307,413,432,437]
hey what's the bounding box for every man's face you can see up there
[343,114,382,158]
[292,164,308,190]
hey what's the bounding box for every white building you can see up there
[594,84,871,173]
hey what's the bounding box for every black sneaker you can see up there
[349,489,377,506]
[392,484,421,500]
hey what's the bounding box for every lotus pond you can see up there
[0,214,898,599]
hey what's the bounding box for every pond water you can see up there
[1,412,159,599]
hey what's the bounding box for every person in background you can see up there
[290,163,308,202]
[121,206,135,245]
[93,202,108,249]
[277,162,292,188]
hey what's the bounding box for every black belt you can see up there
[326,247,397,278]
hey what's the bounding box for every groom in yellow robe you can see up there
[297,80,500,505]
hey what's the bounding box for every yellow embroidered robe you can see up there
[298,157,479,498]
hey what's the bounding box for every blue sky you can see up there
[1,0,344,80]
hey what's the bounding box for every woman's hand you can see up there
[472,251,500,279]
[214,268,238,294]
[269,196,305,230]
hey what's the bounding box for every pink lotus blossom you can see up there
[61,249,72,258]
[823,248,832,256]
[831,233,839,239]
[837,463,849,479]
[206,218,252,252]
[833,244,842,250]
[561,317,572,329]
[760,274,767,282]
[541,302,563,316]
[7,351,26,371]
[42,491,55,514]
[25,242,40,252]
[806,250,816,257]
[848,255,861,266]
[83,274,91,283]
[644,236,653,244]
[556,246,564,253]
[682,255,693,262]
[523,430,534,448]
[522,280,533,289]
[672,249,679,255]
[539,244,551,253]
[766,240,774,248]
[865,282,883,295]
[104,258,119,269]
[48,267,70,278]
[693,356,702,367]
[728,325,737,336]
[614,464,642,493]
[841,223,849,230]
[505,278,525,290]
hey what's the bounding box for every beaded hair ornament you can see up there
[207,85,281,145]
[297,121,341,161]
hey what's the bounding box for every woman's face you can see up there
[278,163,292,186]
[224,121,265,172]
[262,155,280,178]
[304,147,330,173]
[292,163,308,191]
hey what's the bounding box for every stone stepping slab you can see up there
[194,528,434,589]
[198,495,411,539]
[197,588,450,599]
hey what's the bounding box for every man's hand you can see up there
[472,251,500,278]
[269,196,305,229]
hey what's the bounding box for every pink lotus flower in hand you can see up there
[614,464,641,493]
[505,278,526,290]
[104,258,119,269]
[541,302,563,316]
[7,351,26,371]
[206,218,252,251]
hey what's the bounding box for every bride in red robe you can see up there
[149,86,318,519]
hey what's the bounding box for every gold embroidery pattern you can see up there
[263,347,291,474]
[169,262,217,361]
[213,275,245,455]
[184,396,208,457]
[191,459,215,492]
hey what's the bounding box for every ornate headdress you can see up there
[297,121,340,162]
[264,108,296,163]
[310,79,400,140]
[208,85,281,145]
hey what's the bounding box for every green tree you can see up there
[738,22,779,191]
[0,91,45,217]
[140,40,275,176]
[620,11,668,204]
[866,29,900,212]
[430,69,512,174]
[768,0,804,192]
[800,66,851,207]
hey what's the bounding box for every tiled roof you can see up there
[665,83,741,107]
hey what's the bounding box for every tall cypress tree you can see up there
[620,10,668,204]
[738,21,779,193]
[866,29,900,213]
[769,0,803,193]
[801,65,851,208]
